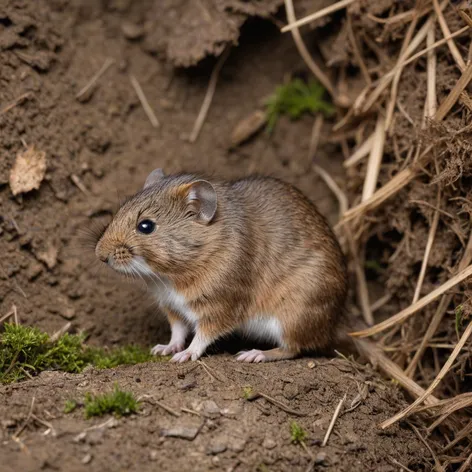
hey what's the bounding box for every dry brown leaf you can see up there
[9,146,47,196]
[230,110,267,147]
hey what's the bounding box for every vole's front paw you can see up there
[236,349,267,363]
[151,343,185,356]
[170,348,200,363]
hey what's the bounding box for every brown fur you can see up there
[95,173,348,356]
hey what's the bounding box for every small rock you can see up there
[35,242,58,269]
[82,454,92,465]
[227,436,246,453]
[149,450,158,461]
[60,306,76,320]
[307,361,316,369]
[162,425,200,440]
[212,456,220,466]
[198,400,220,417]
[315,452,327,466]
[221,401,242,417]
[283,383,299,400]
[86,428,104,445]
[262,437,277,450]
[25,262,42,281]
[121,21,145,40]
[74,432,87,443]
[206,441,227,455]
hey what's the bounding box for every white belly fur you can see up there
[239,316,283,345]
[131,256,198,328]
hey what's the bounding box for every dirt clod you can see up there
[9,146,46,196]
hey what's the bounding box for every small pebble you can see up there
[162,425,200,440]
[206,441,227,455]
[149,450,158,461]
[315,452,327,466]
[82,454,92,465]
[262,437,277,450]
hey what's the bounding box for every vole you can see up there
[95,169,348,363]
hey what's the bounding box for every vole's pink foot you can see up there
[236,347,297,363]
[151,343,184,356]
[236,349,267,363]
[170,348,200,363]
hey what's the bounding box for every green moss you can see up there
[64,399,78,414]
[84,385,139,418]
[242,386,253,399]
[290,420,307,444]
[0,323,164,383]
[85,344,159,369]
[265,78,334,133]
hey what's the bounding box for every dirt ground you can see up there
[0,0,433,470]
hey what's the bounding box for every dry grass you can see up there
[284,1,472,468]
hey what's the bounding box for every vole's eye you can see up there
[137,219,155,235]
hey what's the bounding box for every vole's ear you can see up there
[186,180,217,224]
[144,168,165,189]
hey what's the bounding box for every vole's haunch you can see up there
[95,170,348,363]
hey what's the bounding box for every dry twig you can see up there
[130,74,160,128]
[189,47,230,142]
[322,393,346,446]
[283,0,335,98]
[76,58,114,100]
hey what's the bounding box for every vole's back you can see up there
[224,176,347,351]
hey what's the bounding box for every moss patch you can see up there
[84,386,139,418]
[0,323,165,383]
[265,78,334,133]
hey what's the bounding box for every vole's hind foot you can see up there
[236,347,297,363]
[151,342,184,356]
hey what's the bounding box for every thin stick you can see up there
[347,233,374,326]
[426,26,437,118]
[154,399,181,417]
[385,9,421,130]
[338,165,416,225]
[0,309,14,324]
[380,321,472,429]
[283,0,335,98]
[412,191,440,304]
[308,115,324,161]
[130,74,160,128]
[13,396,35,440]
[50,322,72,343]
[351,263,472,338]
[362,115,386,201]
[198,359,223,382]
[70,174,91,196]
[0,92,33,115]
[346,13,371,85]
[76,58,114,100]
[322,393,347,446]
[433,0,465,71]
[434,61,472,121]
[354,339,438,405]
[312,164,347,218]
[247,392,306,416]
[406,232,472,376]
[181,407,201,417]
[281,0,356,33]
[411,424,444,472]
[458,453,472,472]
[188,48,230,142]
[343,134,374,168]
[31,413,56,437]
[389,457,415,472]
